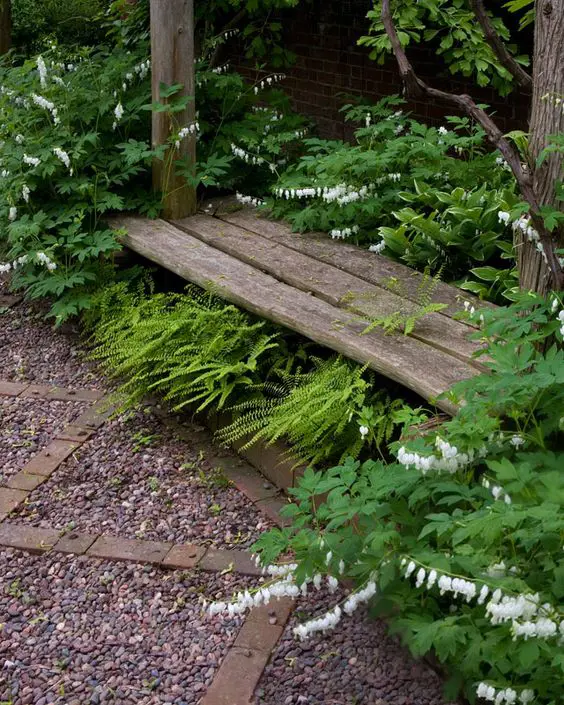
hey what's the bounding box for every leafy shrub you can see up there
[0,14,308,321]
[12,0,109,51]
[379,181,519,299]
[0,42,155,322]
[87,279,413,465]
[253,98,517,299]
[249,292,564,705]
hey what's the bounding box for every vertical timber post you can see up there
[0,0,12,55]
[150,0,197,219]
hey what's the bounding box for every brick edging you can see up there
[0,378,293,705]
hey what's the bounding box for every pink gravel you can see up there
[0,397,89,483]
[0,548,255,705]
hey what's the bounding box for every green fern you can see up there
[220,357,400,466]
[361,267,447,336]
[88,282,279,412]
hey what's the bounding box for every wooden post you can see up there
[150,0,197,219]
[0,0,12,55]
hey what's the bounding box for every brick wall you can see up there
[236,0,530,140]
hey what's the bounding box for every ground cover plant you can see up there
[85,277,420,468]
[209,292,564,705]
[236,99,520,301]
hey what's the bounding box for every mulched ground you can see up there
[0,398,89,484]
[255,588,452,705]
[0,300,102,389]
[0,549,253,705]
[13,408,273,549]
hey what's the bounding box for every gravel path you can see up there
[0,287,102,388]
[0,549,254,705]
[13,408,273,549]
[0,398,89,484]
[254,588,453,705]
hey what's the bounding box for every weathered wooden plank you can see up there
[173,214,485,368]
[215,206,496,319]
[111,215,479,414]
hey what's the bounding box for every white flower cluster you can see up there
[1,169,10,177]
[231,143,264,165]
[511,215,547,262]
[486,591,564,640]
[37,56,48,88]
[403,560,486,603]
[556,309,564,337]
[22,185,30,203]
[330,225,359,240]
[495,156,512,171]
[31,93,59,124]
[119,60,150,93]
[8,206,17,221]
[253,73,286,94]
[53,147,72,173]
[211,63,229,74]
[273,182,377,206]
[397,435,477,474]
[15,134,25,144]
[23,154,41,167]
[438,126,448,136]
[294,579,377,640]
[541,91,564,115]
[236,192,265,208]
[369,240,386,254]
[208,560,378,641]
[477,683,534,705]
[482,477,512,505]
[0,251,57,273]
[112,102,124,131]
[174,122,200,148]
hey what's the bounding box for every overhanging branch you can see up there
[381,0,563,289]
[468,0,532,91]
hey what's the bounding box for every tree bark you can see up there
[519,0,564,294]
[381,0,564,293]
[150,0,197,219]
[0,0,12,55]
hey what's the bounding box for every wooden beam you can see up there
[110,215,481,415]
[150,0,197,218]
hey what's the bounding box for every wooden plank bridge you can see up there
[111,203,491,415]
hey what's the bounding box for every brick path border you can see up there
[0,377,295,704]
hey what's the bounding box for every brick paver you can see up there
[162,543,207,569]
[54,531,99,555]
[22,439,79,477]
[0,523,60,552]
[200,647,271,705]
[86,535,172,564]
[0,487,28,516]
[45,387,104,402]
[6,471,46,492]
[55,425,94,443]
[0,381,28,397]
[199,548,263,576]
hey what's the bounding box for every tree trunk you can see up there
[520,0,564,294]
[0,0,12,55]
[150,0,197,219]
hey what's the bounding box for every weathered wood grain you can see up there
[173,214,485,368]
[215,206,496,319]
[150,0,196,218]
[111,215,481,414]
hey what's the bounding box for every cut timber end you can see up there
[109,214,489,415]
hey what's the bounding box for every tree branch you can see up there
[468,0,532,90]
[381,0,563,290]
